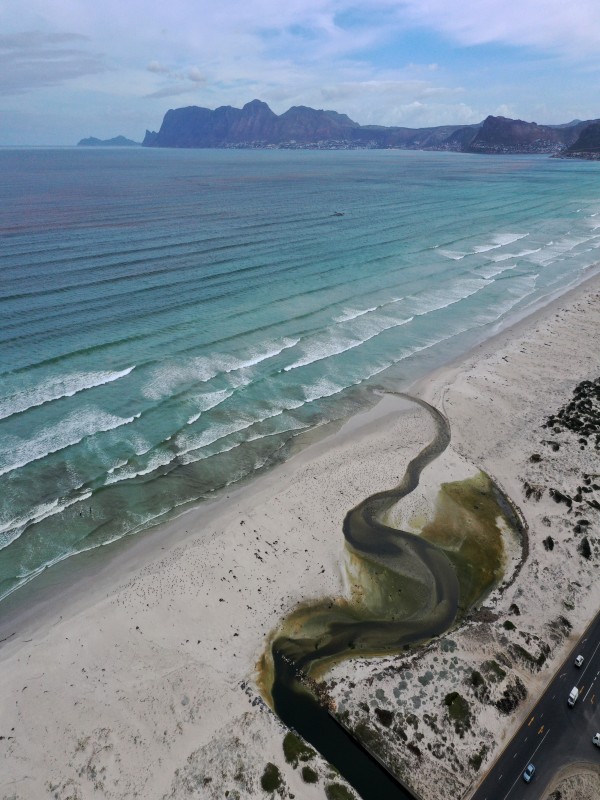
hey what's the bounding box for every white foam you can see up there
[438,249,467,260]
[284,316,413,372]
[526,235,595,266]
[490,247,541,263]
[0,366,135,421]
[409,277,491,316]
[141,339,299,400]
[472,232,528,253]
[476,264,518,280]
[302,378,346,404]
[334,306,378,323]
[0,410,140,478]
[473,274,538,324]
[0,491,93,551]
[186,389,234,425]
[225,338,300,372]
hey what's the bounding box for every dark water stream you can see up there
[265,393,523,799]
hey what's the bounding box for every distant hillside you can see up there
[142,100,599,155]
[78,135,140,147]
[559,122,600,160]
[142,99,478,151]
[464,115,591,154]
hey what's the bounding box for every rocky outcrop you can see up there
[559,122,600,160]
[77,135,140,147]
[465,115,594,155]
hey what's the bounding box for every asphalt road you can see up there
[470,609,600,800]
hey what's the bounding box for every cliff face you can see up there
[560,122,600,159]
[465,116,590,154]
[143,99,475,150]
[142,101,599,154]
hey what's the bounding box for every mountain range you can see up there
[140,99,600,156]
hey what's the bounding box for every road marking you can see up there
[528,716,535,726]
[538,725,544,734]
[559,672,566,679]
[501,729,551,800]
[583,683,593,702]
[578,638,600,683]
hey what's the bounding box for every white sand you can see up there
[1,275,599,800]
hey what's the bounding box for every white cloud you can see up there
[0,30,107,94]
[398,0,600,57]
[187,67,204,83]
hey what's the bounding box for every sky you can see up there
[1,0,600,145]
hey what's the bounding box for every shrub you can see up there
[282,732,315,767]
[444,692,471,736]
[325,783,356,800]
[260,763,282,793]
[301,766,318,784]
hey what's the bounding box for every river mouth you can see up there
[258,393,525,799]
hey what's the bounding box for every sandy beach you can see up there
[1,273,599,800]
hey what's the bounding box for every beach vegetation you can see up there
[374,707,394,727]
[443,692,471,736]
[469,744,488,771]
[543,536,554,551]
[503,620,516,631]
[578,536,592,559]
[301,765,319,783]
[509,642,548,671]
[482,659,506,682]
[260,762,283,793]
[282,731,316,766]
[496,677,527,715]
[470,670,485,688]
[325,782,357,800]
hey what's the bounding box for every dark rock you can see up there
[78,135,140,146]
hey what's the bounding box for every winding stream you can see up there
[261,393,524,799]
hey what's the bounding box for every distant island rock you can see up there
[77,135,140,147]
[142,99,600,156]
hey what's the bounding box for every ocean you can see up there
[1,147,599,603]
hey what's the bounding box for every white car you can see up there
[593,733,600,748]
[523,763,536,783]
[574,655,584,667]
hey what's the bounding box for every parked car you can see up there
[574,655,584,667]
[593,733,600,747]
[523,763,536,783]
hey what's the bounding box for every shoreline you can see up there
[1,271,600,799]
[2,266,598,642]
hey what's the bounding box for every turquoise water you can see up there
[1,147,599,601]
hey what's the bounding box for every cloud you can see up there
[187,67,205,83]
[144,84,199,99]
[398,0,600,57]
[0,30,107,94]
[147,60,171,75]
